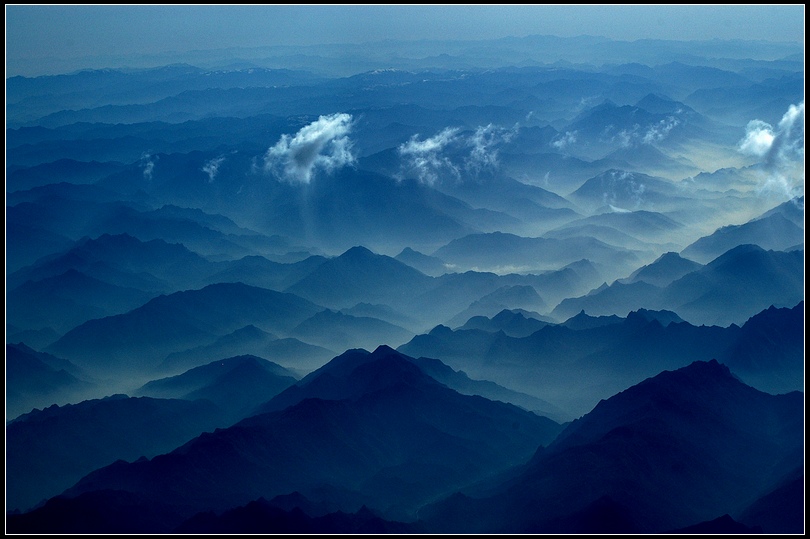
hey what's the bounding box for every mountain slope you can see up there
[6,395,225,513]
[46,283,323,376]
[423,360,803,533]
[46,347,562,529]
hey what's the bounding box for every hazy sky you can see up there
[5,5,805,76]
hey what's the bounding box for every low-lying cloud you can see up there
[610,115,680,148]
[140,152,156,181]
[466,124,516,173]
[264,113,355,184]
[398,127,461,185]
[202,156,225,183]
[399,124,517,184]
[551,130,578,150]
[642,116,680,145]
[601,170,646,210]
[738,101,804,199]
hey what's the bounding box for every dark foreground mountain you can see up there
[256,346,565,422]
[421,360,803,533]
[175,499,419,533]
[6,395,225,513]
[10,346,561,532]
[7,492,418,534]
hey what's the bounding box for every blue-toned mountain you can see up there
[422,360,803,533]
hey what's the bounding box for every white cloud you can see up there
[140,152,156,181]
[398,124,521,184]
[738,119,776,157]
[466,124,516,173]
[605,115,680,148]
[263,113,355,184]
[642,116,680,144]
[398,127,460,185]
[738,102,804,199]
[551,130,577,150]
[202,156,225,183]
[614,125,639,148]
[601,170,646,209]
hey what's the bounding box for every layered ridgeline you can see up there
[6,32,804,534]
[8,346,563,531]
[399,302,804,417]
[420,360,803,533]
[7,355,301,513]
[8,355,801,533]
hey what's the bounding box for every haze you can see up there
[6,5,805,76]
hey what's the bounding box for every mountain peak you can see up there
[341,245,376,259]
[550,359,743,454]
[371,344,399,357]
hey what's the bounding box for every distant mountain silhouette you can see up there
[457,309,551,337]
[400,302,801,417]
[551,280,663,322]
[137,355,299,424]
[662,244,804,326]
[553,244,803,326]
[203,254,328,291]
[394,247,449,277]
[46,282,323,376]
[289,309,414,352]
[446,285,549,328]
[158,325,279,373]
[550,210,684,245]
[433,231,641,279]
[433,173,580,228]
[620,251,703,287]
[7,159,126,192]
[339,303,421,333]
[286,246,433,309]
[8,268,154,335]
[681,201,804,263]
[6,220,74,273]
[6,342,95,421]
[569,169,684,212]
[560,310,624,330]
[8,233,210,292]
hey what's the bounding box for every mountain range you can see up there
[5,30,804,534]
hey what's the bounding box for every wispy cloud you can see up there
[466,124,516,173]
[738,120,776,157]
[398,124,518,184]
[202,156,226,183]
[601,170,646,210]
[738,101,804,199]
[642,116,680,145]
[551,130,578,150]
[140,152,156,181]
[398,127,460,185]
[263,113,355,184]
[607,115,680,148]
